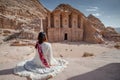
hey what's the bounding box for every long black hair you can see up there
[35,32,47,48]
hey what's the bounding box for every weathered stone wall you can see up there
[53,11,61,28]
[48,28,83,42]
[61,12,69,28]
[47,6,84,42]
[18,31,37,40]
[0,15,23,30]
[71,13,78,29]
[47,4,104,43]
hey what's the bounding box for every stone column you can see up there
[40,18,43,32]
[48,14,51,28]
[60,14,62,28]
[69,14,72,28]
[51,14,54,28]
[78,15,80,28]
[80,18,83,29]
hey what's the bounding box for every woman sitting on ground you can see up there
[14,32,68,80]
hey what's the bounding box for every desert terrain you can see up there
[0,40,120,80]
[0,0,120,80]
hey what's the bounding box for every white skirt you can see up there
[14,58,68,80]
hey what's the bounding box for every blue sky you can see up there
[40,0,120,28]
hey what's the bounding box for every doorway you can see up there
[64,33,68,40]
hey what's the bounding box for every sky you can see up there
[40,0,120,28]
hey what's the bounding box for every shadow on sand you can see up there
[52,41,95,46]
[0,68,13,75]
[0,67,31,80]
[67,63,120,80]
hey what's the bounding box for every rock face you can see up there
[0,1,108,43]
[87,14,105,31]
[115,28,120,33]
[88,14,120,42]
[46,4,104,43]
[102,27,120,42]
[83,19,104,43]
[0,0,48,39]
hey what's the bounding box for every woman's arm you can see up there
[46,43,58,66]
[47,43,53,65]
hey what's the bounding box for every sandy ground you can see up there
[0,41,120,80]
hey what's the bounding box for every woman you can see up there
[14,32,68,80]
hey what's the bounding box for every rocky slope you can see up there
[102,27,120,42]
[115,28,120,33]
[0,0,48,40]
[88,14,120,42]
[88,14,105,31]
[1,1,118,43]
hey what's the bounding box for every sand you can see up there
[0,41,120,80]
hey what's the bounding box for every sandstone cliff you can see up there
[0,0,48,39]
[83,19,104,43]
[87,14,120,42]
[1,1,104,43]
[87,14,105,31]
[1,1,114,43]
[102,27,120,42]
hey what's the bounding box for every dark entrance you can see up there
[64,33,68,40]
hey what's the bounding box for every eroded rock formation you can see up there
[88,14,120,42]
[102,27,120,42]
[88,14,105,31]
[1,0,118,43]
[0,0,48,39]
